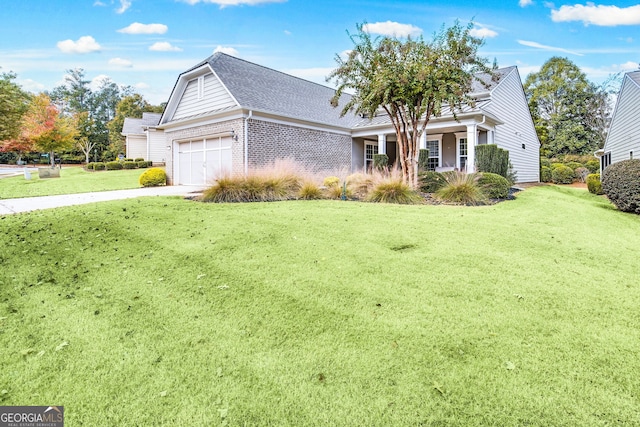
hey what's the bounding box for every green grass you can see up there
[0,167,146,199]
[1,186,639,426]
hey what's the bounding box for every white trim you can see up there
[425,134,443,170]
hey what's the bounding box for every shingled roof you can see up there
[122,112,162,135]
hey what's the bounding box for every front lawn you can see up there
[0,167,146,199]
[0,186,638,426]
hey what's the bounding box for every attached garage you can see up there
[176,136,232,185]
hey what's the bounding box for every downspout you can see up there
[244,110,252,176]
[472,115,486,172]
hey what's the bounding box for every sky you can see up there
[1,0,639,105]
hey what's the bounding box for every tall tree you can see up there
[106,94,162,157]
[524,57,611,157]
[49,68,91,115]
[21,94,77,166]
[328,22,491,187]
[0,70,31,142]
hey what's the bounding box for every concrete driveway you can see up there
[0,186,206,215]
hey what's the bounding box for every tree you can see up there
[524,57,611,157]
[21,94,77,166]
[0,70,31,142]
[328,22,491,188]
[74,111,97,163]
[106,94,163,158]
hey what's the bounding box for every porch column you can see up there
[419,132,427,150]
[466,124,477,173]
[377,134,386,155]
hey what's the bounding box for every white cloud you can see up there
[135,82,151,90]
[470,26,498,38]
[93,0,106,6]
[214,46,240,56]
[180,0,286,7]
[117,22,168,35]
[18,78,46,93]
[551,4,640,26]
[519,0,533,7]
[90,74,111,92]
[149,42,183,52]
[284,30,292,36]
[116,0,132,13]
[109,57,133,68]
[362,21,422,37]
[517,39,583,56]
[581,61,639,79]
[57,36,101,54]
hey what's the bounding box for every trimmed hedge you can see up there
[139,168,167,187]
[93,162,106,171]
[602,159,640,214]
[478,172,510,199]
[373,154,389,170]
[586,173,603,195]
[123,161,137,169]
[134,158,144,162]
[106,161,123,170]
[418,149,429,172]
[476,144,509,178]
[552,165,574,184]
[585,159,600,174]
[137,161,149,168]
[85,163,95,170]
[541,166,552,183]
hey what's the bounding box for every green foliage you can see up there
[0,71,31,142]
[550,162,565,170]
[85,162,95,170]
[328,21,492,187]
[565,161,583,171]
[122,161,137,169]
[551,164,575,184]
[478,172,511,199]
[418,149,429,171]
[587,173,603,195]
[93,162,106,171]
[418,171,446,193]
[136,161,148,168]
[323,176,340,187]
[574,167,589,183]
[540,158,551,168]
[585,159,600,174]
[540,166,552,183]
[435,171,487,205]
[365,178,423,204]
[105,161,123,170]
[602,159,640,214]
[134,158,144,162]
[202,171,302,203]
[372,153,388,171]
[475,144,509,178]
[139,167,166,187]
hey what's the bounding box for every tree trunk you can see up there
[50,151,55,167]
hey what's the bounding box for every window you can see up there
[459,137,468,170]
[426,140,440,171]
[365,143,378,170]
[601,152,611,171]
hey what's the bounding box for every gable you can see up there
[603,71,640,163]
[171,72,237,121]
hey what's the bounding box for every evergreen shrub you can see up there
[418,149,429,171]
[602,159,640,214]
[540,166,552,183]
[552,165,574,184]
[476,144,509,178]
[123,161,137,169]
[373,154,389,170]
[585,159,600,174]
[139,168,167,187]
[478,172,510,199]
[93,162,106,171]
[418,171,446,193]
[586,173,603,195]
[106,161,123,170]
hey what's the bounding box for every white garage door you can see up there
[177,137,232,185]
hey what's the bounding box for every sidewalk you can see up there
[0,186,206,215]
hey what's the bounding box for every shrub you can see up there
[323,176,340,187]
[586,173,603,195]
[551,162,565,170]
[540,166,552,183]
[574,167,589,183]
[478,172,511,199]
[345,173,375,199]
[326,182,353,200]
[106,161,123,170]
[418,149,429,172]
[123,158,133,162]
[299,182,324,200]
[435,171,486,205]
[123,161,137,169]
[85,162,95,170]
[365,178,423,204]
[134,158,144,162]
[602,159,640,214]
[475,144,509,178]
[551,165,574,184]
[585,159,600,174]
[540,158,551,168]
[418,171,446,193]
[373,154,389,170]
[139,168,167,187]
[137,161,148,168]
[565,161,583,171]
[201,176,246,202]
[93,162,106,171]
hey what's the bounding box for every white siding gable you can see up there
[484,68,540,182]
[172,72,237,121]
[603,72,640,165]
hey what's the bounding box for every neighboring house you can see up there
[121,112,165,164]
[596,70,640,172]
[154,53,539,185]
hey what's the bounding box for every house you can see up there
[596,70,640,171]
[151,53,539,185]
[121,112,165,164]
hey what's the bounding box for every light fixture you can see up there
[230,130,239,141]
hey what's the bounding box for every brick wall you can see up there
[248,119,352,173]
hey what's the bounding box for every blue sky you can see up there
[1,0,639,104]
